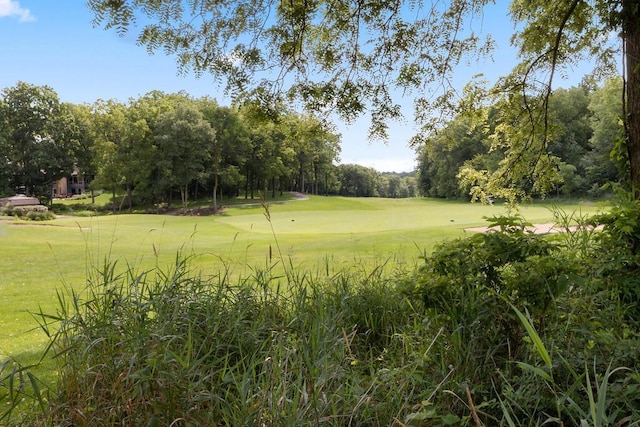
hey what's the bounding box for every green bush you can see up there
[2,205,51,219]
[590,198,640,321]
[26,210,55,221]
[49,203,69,213]
[10,207,24,217]
[411,213,640,423]
[417,215,568,357]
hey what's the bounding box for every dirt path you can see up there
[289,191,309,200]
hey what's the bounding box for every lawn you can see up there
[0,195,605,362]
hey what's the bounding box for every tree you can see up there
[417,112,488,198]
[336,164,379,197]
[547,87,593,186]
[386,175,408,198]
[0,100,12,196]
[66,103,99,203]
[583,77,625,193]
[280,113,340,195]
[91,99,153,211]
[198,100,251,212]
[87,0,640,198]
[154,101,215,213]
[1,82,77,202]
[240,112,284,200]
[91,139,122,211]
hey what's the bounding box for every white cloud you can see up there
[0,0,35,22]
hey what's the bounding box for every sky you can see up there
[0,1,595,172]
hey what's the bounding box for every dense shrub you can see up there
[590,198,640,321]
[26,210,55,221]
[6,207,23,217]
[412,214,640,424]
[417,215,570,355]
[50,202,106,216]
[1,205,53,220]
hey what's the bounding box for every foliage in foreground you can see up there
[3,258,431,426]
[2,204,640,425]
[414,210,640,424]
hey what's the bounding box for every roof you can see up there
[0,194,40,207]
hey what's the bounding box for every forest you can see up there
[417,78,625,200]
[0,82,419,211]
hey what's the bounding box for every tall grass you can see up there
[2,253,449,426]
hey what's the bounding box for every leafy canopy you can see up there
[87,0,630,199]
[88,0,499,138]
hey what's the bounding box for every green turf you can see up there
[0,196,605,361]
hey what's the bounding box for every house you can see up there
[53,169,86,198]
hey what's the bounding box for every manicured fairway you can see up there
[0,196,605,361]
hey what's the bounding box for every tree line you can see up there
[0,82,418,212]
[1,78,626,208]
[416,78,625,200]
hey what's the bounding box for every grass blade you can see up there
[511,305,552,370]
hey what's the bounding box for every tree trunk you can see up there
[181,185,188,214]
[127,185,133,211]
[299,165,305,193]
[313,164,319,195]
[324,172,328,195]
[624,4,640,197]
[271,176,276,198]
[212,173,218,213]
[245,169,249,200]
[249,174,256,200]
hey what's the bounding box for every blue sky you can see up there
[0,1,592,172]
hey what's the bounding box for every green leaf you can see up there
[516,361,553,382]
[497,393,517,427]
[442,413,461,424]
[512,305,552,370]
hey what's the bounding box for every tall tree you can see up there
[583,77,625,192]
[0,99,12,196]
[87,0,639,197]
[281,113,340,194]
[548,87,593,174]
[92,99,152,211]
[1,82,77,201]
[336,164,379,197]
[66,103,99,203]
[543,86,593,197]
[155,101,215,213]
[198,99,251,211]
[91,139,121,211]
[237,100,289,199]
[417,112,488,198]
[308,129,341,195]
